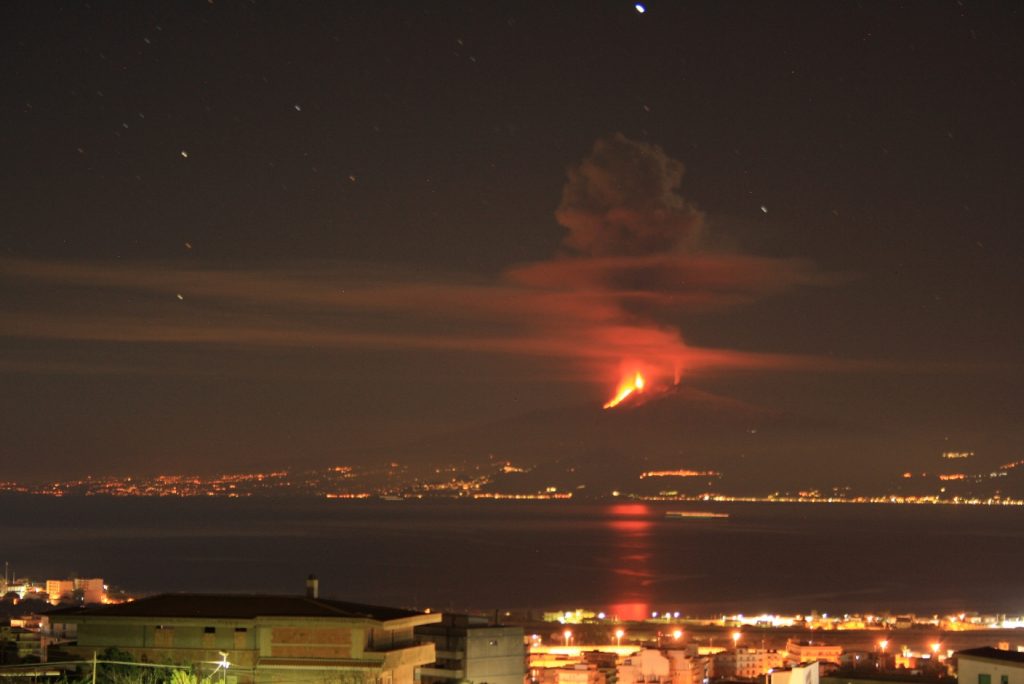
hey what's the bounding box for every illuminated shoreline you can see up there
[1,466,1021,505]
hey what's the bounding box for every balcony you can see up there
[363,641,436,670]
[418,667,465,680]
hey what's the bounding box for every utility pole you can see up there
[92,650,98,684]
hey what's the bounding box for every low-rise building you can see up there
[48,588,440,684]
[581,650,619,684]
[785,641,842,668]
[771,662,820,684]
[0,625,43,663]
[714,647,784,679]
[538,663,605,684]
[618,647,710,684]
[955,647,1024,684]
[416,613,526,684]
[45,578,105,605]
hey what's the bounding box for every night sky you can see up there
[3,2,1022,486]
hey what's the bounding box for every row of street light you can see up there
[560,628,696,647]
[558,630,943,660]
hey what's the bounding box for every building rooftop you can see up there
[955,647,1024,665]
[51,593,427,622]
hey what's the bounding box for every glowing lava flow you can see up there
[603,372,646,409]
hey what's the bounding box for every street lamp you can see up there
[615,629,624,646]
[879,639,888,653]
[672,629,683,641]
[563,629,572,647]
[217,652,230,684]
[731,631,741,649]
[930,642,941,658]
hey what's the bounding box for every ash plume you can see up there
[556,134,705,257]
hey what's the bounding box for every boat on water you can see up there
[665,510,729,519]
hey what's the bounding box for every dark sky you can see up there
[3,1,1022,485]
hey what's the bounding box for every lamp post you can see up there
[615,629,624,647]
[203,651,231,684]
[563,629,572,647]
[732,631,741,649]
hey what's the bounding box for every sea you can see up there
[5,495,1024,617]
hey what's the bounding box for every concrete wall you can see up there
[958,657,1024,684]
[464,627,526,684]
[61,615,434,684]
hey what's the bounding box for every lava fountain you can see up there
[603,372,646,409]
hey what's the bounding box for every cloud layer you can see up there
[1,136,845,397]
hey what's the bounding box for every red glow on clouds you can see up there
[0,136,860,409]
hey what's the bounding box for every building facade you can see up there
[48,592,440,684]
[618,647,710,684]
[955,648,1024,684]
[714,647,784,679]
[416,613,526,684]
[46,578,105,605]
[770,662,820,684]
[784,641,842,668]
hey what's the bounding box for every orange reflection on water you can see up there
[605,503,654,620]
[609,503,649,517]
[608,519,650,533]
[607,601,651,622]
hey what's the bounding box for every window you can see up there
[1000,677,1008,684]
[979,674,991,684]
[204,627,216,634]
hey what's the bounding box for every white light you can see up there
[634,3,646,13]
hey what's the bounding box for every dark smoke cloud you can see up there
[556,134,705,256]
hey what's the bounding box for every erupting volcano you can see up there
[603,372,646,409]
